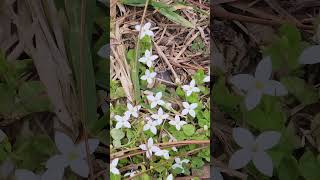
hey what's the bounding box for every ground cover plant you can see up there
[0,0,108,179]
[109,0,210,179]
[213,1,320,180]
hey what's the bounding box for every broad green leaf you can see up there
[299,150,320,180]
[111,129,125,140]
[278,155,300,180]
[120,0,147,7]
[152,2,194,28]
[0,84,15,115]
[182,124,195,136]
[191,157,204,168]
[65,1,97,132]
[281,76,318,105]
[18,81,52,113]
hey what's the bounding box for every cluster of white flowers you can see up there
[110,22,210,179]
[0,129,99,180]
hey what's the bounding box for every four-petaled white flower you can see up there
[114,113,131,129]
[143,118,159,135]
[151,108,169,124]
[203,75,210,83]
[110,158,120,175]
[230,57,287,110]
[139,50,158,68]
[46,132,99,178]
[147,92,165,108]
[172,158,189,173]
[141,69,157,85]
[125,103,141,118]
[15,169,63,180]
[169,115,187,131]
[155,149,170,159]
[182,80,200,96]
[124,170,138,177]
[166,174,173,180]
[139,138,161,159]
[229,128,281,177]
[135,22,154,39]
[181,102,198,118]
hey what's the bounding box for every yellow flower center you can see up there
[255,81,264,90]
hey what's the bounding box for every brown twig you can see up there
[212,6,314,30]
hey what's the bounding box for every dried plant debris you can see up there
[0,0,108,179]
[110,0,210,179]
[213,1,320,180]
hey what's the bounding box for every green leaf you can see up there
[120,0,147,7]
[111,129,125,140]
[0,84,16,115]
[193,70,205,84]
[191,157,204,169]
[299,150,320,180]
[182,124,195,136]
[281,76,318,105]
[65,0,97,132]
[278,155,300,180]
[152,2,194,28]
[18,81,52,113]
[212,77,241,109]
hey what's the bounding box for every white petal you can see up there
[76,139,100,158]
[115,122,123,129]
[263,80,288,96]
[175,158,181,163]
[143,124,150,131]
[0,130,6,142]
[150,55,158,61]
[55,132,75,154]
[252,151,274,177]
[213,168,223,180]
[192,87,200,92]
[228,149,252,169]
[186,90,192,96]
[151,102,157,108]
[111,167,120,175]
[172,164,182,170]
[176,125,181,131]
[150,126,157,135]
[182,85,189,91]
[230,74,255,91]
[114,115,122,122]
[143,22,152,30]
[245,89,262,110]
[97,44,109,58]
[111,158,119,167]
[255,56,272,81]
[189,110,196,117]
[181,109,189,116]
[255,131,281,150]
[232,128,255,148]
[299,45,320,64]
[147,138,154,146]
[135,25,141,31]
[151,146,161,152]
[190,103,198,109]
[147,95,155,101]
[169,120,176,126]
[15,170,39,180]
[158,100,165,105]
[155,92,162,99]
[147,78,153,84]
[123,121,131,128]
[127,103,133,110]
[182,102,189,108]
[139,57,147,63]
[46,155,68,169]
[190,80,196,87]
[70,159,89,177]
[158,108,164,115]
[145,30,154,37]
[166,174,173,180]
[181,159,189,164]
[41,168,64,180]
[150,72,157,78]
[139,144,147,150]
